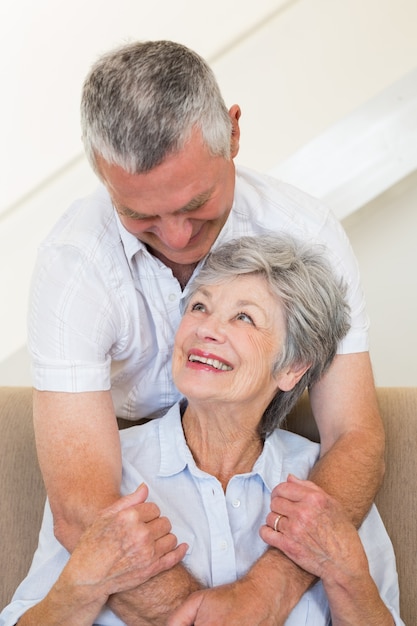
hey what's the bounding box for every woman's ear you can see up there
[228,104,241,158]
[275,362,311,392]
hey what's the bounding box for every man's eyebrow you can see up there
[116,206,145,219]
[176,188,214,214]
[115,188,214,220]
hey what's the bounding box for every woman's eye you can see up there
[191,302,206,312]
[236,312,254,324]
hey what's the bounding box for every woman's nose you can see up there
[196,315,226,342]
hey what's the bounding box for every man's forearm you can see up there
[309,428,385,526]
[242,547,316,623]
[168,547,317,626]
[307,351,385,527]
[108,563,202,626]
[33,389,124,553]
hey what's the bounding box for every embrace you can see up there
[1,235,401,625]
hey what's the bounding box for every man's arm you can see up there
[108,564,202,626]
[307,351,385,525]
[33,389,198,625]
[33,389,123,551]
[168,550,313,626]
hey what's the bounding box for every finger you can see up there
[270,479,305,501]
[287,473,303,484]
[287,474,320,491]
[270,491,300,518]
[265,511,289,534]
[259,523,314,574]
[259,522,287,549]
[154,532,186,557]
[146,515,174,541]
[104,482,149,516]
[271,477,318,503]
[130,500,163,524]
[268,491,322,530]
[157,541,188,572]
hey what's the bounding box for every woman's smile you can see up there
[187,349,233,372]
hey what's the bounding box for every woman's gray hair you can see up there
[185,235,350,437]
[81,40,232,175]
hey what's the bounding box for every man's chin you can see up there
[145,242,211,267]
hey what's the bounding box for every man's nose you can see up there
[157,216,194,250]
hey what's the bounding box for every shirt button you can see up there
[168,293,177,302]
[219,540,228,551]
[232,499,241,508]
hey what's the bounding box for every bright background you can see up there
[1,0,416,386]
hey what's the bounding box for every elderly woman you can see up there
[0,235,402,626]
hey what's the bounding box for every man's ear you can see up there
[275,362,311,392]
[228,104,241,158]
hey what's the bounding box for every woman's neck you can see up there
[181,403,263,491]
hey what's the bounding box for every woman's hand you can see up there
[261,476,395,625]
[261,475,368,581]
[19,484,187,626]
[61,483,187,601]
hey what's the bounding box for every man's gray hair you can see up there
[186,235,350,437]
[81,40,232,174]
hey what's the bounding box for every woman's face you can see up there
[172,274,286,408]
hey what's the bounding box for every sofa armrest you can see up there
[0,387,46,608]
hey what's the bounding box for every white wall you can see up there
[1,0,417,385]
[3,0,417,213]
[1,0,282,212]
[343,170,417,387]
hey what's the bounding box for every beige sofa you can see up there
[0,386,416,623]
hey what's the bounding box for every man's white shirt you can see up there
[28,166,369,421]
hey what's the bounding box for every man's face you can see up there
[97,128,237,267]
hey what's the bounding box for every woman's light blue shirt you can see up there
[0,403,403,625]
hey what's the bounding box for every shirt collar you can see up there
[156,401,314,495]
[114,209,146,261]
[157,401,190,477]
[251,436,285,492]
[254,429,320,492]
